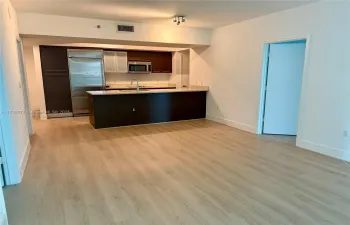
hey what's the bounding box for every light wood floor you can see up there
[4,117,350,225]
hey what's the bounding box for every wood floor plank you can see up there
[4,117,350,225]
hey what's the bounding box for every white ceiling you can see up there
[11,0,315,28]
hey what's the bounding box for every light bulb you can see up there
[172,16,186,25]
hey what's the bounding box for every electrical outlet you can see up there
[344,130,348,137]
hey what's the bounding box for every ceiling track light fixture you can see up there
[173,16,186,25]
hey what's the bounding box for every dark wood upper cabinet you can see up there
[127,51,152,61]
[40,46,73,115]
[40,46,70,71]
[127,51,172,73]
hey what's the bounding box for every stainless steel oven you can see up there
[128,61,152,73]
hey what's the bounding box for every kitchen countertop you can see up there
[87,86,209,96]
[105,83,176,90]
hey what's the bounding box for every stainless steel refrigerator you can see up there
[68,49,105,116]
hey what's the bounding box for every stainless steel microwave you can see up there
[128,61,152,73]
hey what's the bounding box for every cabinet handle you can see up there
[133,108,135,112]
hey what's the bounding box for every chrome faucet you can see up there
[131,78,139,91]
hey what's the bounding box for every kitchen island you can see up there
[87,86,208,129]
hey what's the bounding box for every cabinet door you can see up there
[104,51,128,73]
[127,51,172,73]
[131,94,150,125]
[40,46,72,115]
[151,52,172,73]
[115,52,128,73]
[127,51,152,62]
[160,52,172,73]
[170,92,207,121]
[103,51,116,72]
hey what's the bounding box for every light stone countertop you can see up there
[87,86,209,96]
[105,83,177,90]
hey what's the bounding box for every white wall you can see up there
[32,46,47,120]
[191,1,350,160]
[17,13,212,46]
[22,44,47,120]
[0,0,30,184]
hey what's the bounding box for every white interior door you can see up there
[263,41,306,135]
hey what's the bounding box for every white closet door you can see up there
[263,41,306,135]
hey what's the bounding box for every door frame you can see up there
[0,129,7,225]
[257,35,312,136]
[0,39,11,186]
[16,37,33,135]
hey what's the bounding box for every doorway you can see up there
[258,39,307,136]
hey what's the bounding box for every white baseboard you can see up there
[32,110,41,119]
[40,112,47,120]
[47,112,73,118]
[206,114,350,162]
[19,140,31,181]
[296,139,348,161]
[206,114,257,134]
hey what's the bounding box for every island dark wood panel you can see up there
[88,92,207,129]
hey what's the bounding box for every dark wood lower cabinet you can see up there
[88,92,207,129]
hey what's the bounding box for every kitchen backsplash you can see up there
[105,72,189,87]
[105,72,171,84]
